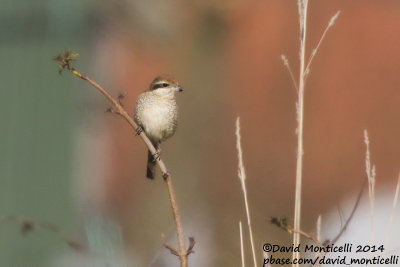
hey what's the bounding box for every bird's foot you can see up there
[152,150,161,162]
[135,126,143,136]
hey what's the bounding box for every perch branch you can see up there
[54,50,191,267]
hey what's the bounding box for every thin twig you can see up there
[304,11,341,76]
[281,55,299,93]
[164,241,179,256]
[311,184,365,264]
[53,51,191,267]
[235,117,257,267]
[272,183,363,250]
[0,215,85,251]
[293,229,321,246]
[330,184,364,244]
[269,216,321,246]
[186,237,195,256]
[272,184,363,267]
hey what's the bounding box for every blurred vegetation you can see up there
[0,1,91,265]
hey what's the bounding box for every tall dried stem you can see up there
[236,117,257,267]
[293,1,309,264]
[364,129,376,246]
[285,3,340,265]
[239,221,245,267]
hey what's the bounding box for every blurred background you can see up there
[1,0,400,266]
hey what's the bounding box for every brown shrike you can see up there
[134,75,183,179]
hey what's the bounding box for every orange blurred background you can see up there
[67,0,400,265]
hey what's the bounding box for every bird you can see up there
[134,75,183,179]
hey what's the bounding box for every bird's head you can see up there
[147,75,183,97]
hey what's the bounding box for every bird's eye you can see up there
[162,83,169,87]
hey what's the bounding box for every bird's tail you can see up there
[146,150,156,179]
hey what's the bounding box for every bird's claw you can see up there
[135,126,143,136]
[152,151,161,162]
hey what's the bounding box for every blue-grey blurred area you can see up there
[0,0,91,266]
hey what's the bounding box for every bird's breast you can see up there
[138,99,177,143]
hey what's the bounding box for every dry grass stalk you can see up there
[364,129,376,246]
[288,2,340,265]
[316,214,322,243]
[292,1,309,264]
[235,117,257,267]
[239,221,245,267]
